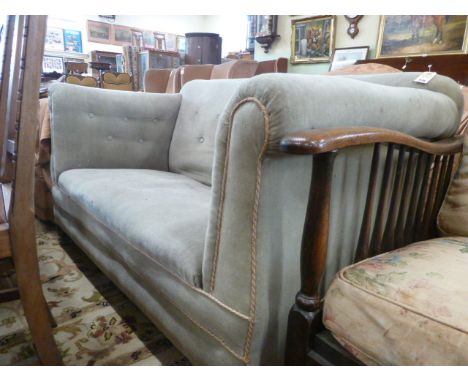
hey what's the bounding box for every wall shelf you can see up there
[44,50,89,60]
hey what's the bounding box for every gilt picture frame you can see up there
[291,15,335,64]
[376,15,468,58]
[112,24,133,46]
[87,20,111,44]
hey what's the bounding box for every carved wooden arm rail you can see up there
[281,127,464,365]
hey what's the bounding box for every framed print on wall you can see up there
[45,27,64,51]
[112,24,133,46]
[376,15,468,58]
[42,55,64,73]
[87,20,111,44]
[63,29,83,53]
[142,30,155,49]
[329,46,369,71]
[165,33,177,51]
[291,15,335,64]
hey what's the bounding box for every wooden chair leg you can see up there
[14,245,63,365]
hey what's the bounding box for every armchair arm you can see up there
[284,127,463,364]
[48,83,182,183]
[280,127,463,155]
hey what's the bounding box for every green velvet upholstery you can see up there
[49,84,181,182]
[169,79,244,185]
[57,169,210,287]
[49,73,463,365]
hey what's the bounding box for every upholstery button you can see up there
[138,138,143,143]
[153,117,159,122]
[107,135,113,141]
[123,116,129,121]
[88,113,94,118]
[198,137,204,143]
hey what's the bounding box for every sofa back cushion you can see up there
[169,79,244,185]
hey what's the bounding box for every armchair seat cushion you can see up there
[323,237,468,365]
[56,169,210,287]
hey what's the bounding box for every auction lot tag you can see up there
[414,72,437,84]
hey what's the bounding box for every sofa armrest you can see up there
[201,73,464,364]
[49,83,182,183]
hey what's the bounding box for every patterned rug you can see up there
[0,221,190,366]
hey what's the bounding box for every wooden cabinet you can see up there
[185,33,222,65]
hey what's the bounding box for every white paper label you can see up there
[414,72,437,84]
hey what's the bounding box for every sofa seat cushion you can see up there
[323,237,468,365]
[57,168,210,287]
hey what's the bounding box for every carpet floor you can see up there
[0,221,190,366]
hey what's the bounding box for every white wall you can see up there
[203,15,248,57]
[115,15,206,36]
[255,15,382,74]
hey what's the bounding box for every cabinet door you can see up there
[185,36,202,65]
[202,36,221,64]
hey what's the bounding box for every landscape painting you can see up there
[377,16,468,58]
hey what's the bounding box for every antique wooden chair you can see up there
[0,15,62,365]
[283,127,464,365]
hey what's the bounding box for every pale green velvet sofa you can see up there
[48,73,463,365]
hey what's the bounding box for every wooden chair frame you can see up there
[282,127,464,365]
[0,15,62,365]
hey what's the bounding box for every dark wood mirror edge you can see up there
[283,127,463,365]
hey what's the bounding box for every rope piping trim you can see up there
[208,97,270,364]
[54,184,249,321]
[53,96,271,365]
[53,194,250,363]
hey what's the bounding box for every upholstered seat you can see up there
[323,237,468,365]
[56,168,210,287]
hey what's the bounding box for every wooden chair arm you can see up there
[284,125,464,365]
[280,127,463,155]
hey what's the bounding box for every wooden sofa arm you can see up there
[283,126,463,365]
[280,127,463,155]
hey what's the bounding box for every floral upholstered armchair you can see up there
[286,122,468,365]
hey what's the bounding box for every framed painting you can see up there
[176,35,186,52]
[45,27,64,51]
[142,30,155,49]
[131,30,144,48]
[87,20,111,44]
[376,16,468,58]
[291,15,335,64]
[63,29,83,53]
[329,46,369,71]
[165,33,177,51]
[112,24,133,46]
[154,32,166,50]
[42,55,64,73]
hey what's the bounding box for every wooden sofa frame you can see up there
[282,127,464,365]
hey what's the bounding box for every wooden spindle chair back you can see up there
[281,127,464,365]
[0,15,62,365]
